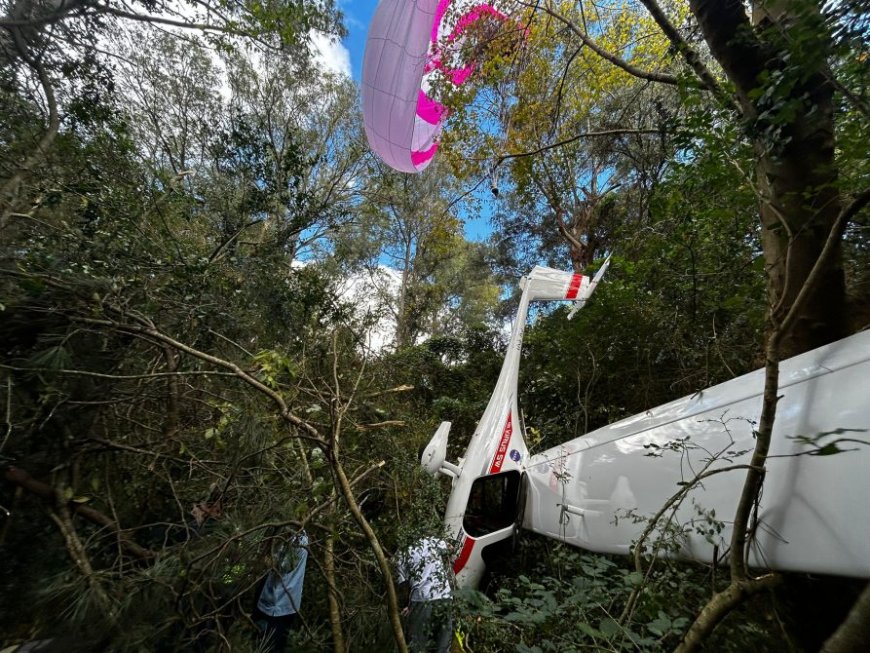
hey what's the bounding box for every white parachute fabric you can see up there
[362,0,441,173]
[361,0,514,173]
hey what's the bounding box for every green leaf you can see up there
[27,345,72,371]
[599,618,620,637]
[577,622,603,638]
[515,644,543,653]
[811,443,848,456]
[647,612,673,637]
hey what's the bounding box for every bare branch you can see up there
[74,316,328,446]
[637,0,735,109]
[674,574,782,653]
[48,505,113,611]
[356,420,406,431]
[97,6,245,36]
[4,466,154,560]
[0,0,90,28]
[497,128,665,163]
[329,456,407,652]
[0,363,238,381]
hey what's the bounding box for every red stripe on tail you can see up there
[566,274,582,299]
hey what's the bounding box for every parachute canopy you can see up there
[361,0,511,173]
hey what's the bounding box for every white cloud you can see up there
[337,266,403,353]
[309,31,352,78]
[292,262,400,353]
[336,0,366,31]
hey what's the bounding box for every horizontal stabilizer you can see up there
[521,257,611,304]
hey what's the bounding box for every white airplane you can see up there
[422,263,870,587]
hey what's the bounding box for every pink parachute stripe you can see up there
[362,0,512,173]
[432,0,451,41]
[446,65,474,85]
[411,142,439,167]
[446,5,508,43]
[362,0,440,172]
[416,90,448,125]
[432,4,509,84]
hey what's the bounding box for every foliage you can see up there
[2,5,402,652]
[518,148,765,450]
[335,161,501,347]
[382,328,505,453]
[454,536,784,653]
[1,0,868,651]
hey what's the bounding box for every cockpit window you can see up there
[463,471,522,537]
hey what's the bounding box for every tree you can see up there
[0,3,423,651]
[216,52,365,260]
[502,1,677,273]
[683,0,854,358]
[0,0,345,229]
[477,0,869,358]
[116,29,366,265]
[443,1,679,274]
[344,161,501,349]
[117,29,223,175]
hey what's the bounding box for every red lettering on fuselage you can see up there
[488,412,513,474]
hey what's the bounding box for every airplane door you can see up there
[462,470,522,537]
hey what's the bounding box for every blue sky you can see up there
[339,0,380,81]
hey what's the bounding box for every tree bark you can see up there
[324,531,347,653]
[674,575,782,653]
[821,582,870,653]
[689,0,847,358]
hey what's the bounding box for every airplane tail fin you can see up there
[521,254,612,307]
[567,254,611,319]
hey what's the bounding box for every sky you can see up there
[312,0,495,243]
[338,0,380,81]
[308,1,376,80]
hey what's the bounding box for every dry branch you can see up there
[4,465,153,560]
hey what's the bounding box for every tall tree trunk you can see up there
[396,237,414,349]
[667,4,854,650]
[689,0,847,358]
[324,530,347,653]
[754,61,846,356]
[821,582,870,653]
